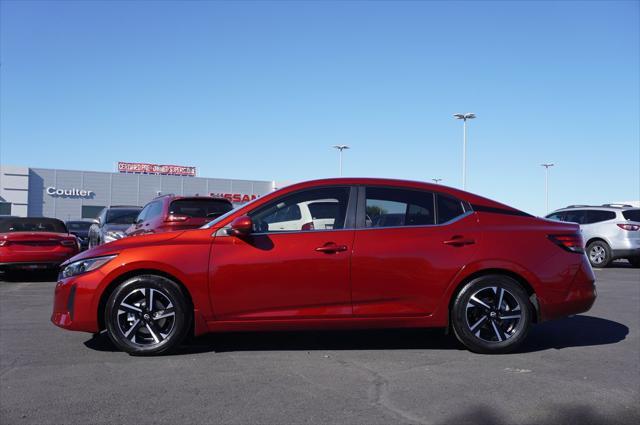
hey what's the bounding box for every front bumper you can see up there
[51,273,102,333]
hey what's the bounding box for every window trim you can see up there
[355,186,471,230]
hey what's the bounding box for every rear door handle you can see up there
[315,243,348,253]
[443,236,475,247]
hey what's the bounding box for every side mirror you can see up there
[227,215,252,237]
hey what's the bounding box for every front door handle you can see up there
[315,243,348,253]
[443,236,475,247]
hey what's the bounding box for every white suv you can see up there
[546,204,640,268]
[261,199,340,232]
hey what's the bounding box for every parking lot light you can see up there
[541,163,555,213]
[332,145,350,176]
[453,113,476,190]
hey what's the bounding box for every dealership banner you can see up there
[117,162,196,177]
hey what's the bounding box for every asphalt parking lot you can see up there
[1,265,638,425]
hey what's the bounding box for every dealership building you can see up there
[0,164,275,220]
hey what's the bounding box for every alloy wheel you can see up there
[589,246,606,265]
[465,286,522,343]
[117,287,176,345]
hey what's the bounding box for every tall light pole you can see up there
[453,113,476,190]
[432,178,442,184]
[332,145,350,176]
[541,163,554,213]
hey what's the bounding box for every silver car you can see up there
[546,204,640,268]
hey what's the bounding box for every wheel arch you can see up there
[584,237,610,248]
[96,269,195,331]
[447,268,540,325]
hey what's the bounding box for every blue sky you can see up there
[1,0,638,215]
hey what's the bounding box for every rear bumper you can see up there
[610,237,640,259]
[611,248,640,259]
[538,256,597,321]
[0,261,62,271]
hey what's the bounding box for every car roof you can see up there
[107,205,142,209]
[279,177,529,215]
[552,206,639,212]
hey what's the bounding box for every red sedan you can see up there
[51,178,596,355]
[1,217,79,273]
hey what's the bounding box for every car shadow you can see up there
[83,314,628,356]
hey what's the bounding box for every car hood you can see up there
[103,224,131,233]
[62,230,185,265]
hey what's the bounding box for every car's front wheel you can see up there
[451,275,532,354]
[105,275,191,355]
[586,241,611,268]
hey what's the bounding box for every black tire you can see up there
[105,275,191,355]
[628,257,640,268]
[586,241,611,268]
[451,275,532,354]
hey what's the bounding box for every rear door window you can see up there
[586,210,616,224]
[364,187,435,228]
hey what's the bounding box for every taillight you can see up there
[548,233,584,254]
[301,222,315,231]
[617,223,640,231]
[165,215,189,222]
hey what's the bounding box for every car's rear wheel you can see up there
[105,275,191,355]
[451,275,532,354]
[586,241,611,268]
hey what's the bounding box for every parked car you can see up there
[88,206,142,248]
[52,178,595,355]
[546,204,640,268]
[66,220,93,250]
[1,217,79,273]
[125,195,233,237]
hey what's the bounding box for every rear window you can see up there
[67,221,92,231]
[169,199,233,219]
[106,209,141,224]
[622,210,640,222]
[0,218,67,233]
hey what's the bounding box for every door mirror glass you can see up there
[227,215,253,236]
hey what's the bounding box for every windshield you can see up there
[67,221,92,231]
[0,218,68,233]
[106,209,141,224]
[622,209,640,222]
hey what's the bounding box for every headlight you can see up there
[60,255,117,279]
[104,231,125,242]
